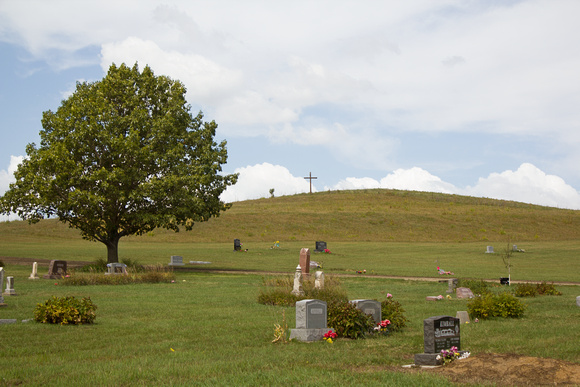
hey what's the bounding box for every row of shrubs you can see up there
[258,275,409,339]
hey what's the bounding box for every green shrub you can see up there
[380,297,409,332]
[536,281,562,296]
[61,265,174,286]
[467,292,526,319]
[514,283,538,297]
[327,301,375,339]
[257,275,348,307]
[457,279,490,295]
[34,296,97,325]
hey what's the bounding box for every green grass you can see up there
[0,269,578,386]
[1,190,580,385]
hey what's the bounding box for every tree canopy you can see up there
[0,63,238,263]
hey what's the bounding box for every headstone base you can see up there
[289,328,334,342]
[414,353,443,366]
[2,290,16,296]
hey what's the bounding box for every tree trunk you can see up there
[105,238,120,264]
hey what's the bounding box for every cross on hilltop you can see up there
[304,172,317,194]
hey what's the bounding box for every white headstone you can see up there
[314,271,324,289]
[29,262,39,280]
[291,265,304,296]
[456,311,470,324]
[576,296,580,307]
[486,246,494,253]
[169,255,184,266]
[4,276,16,296]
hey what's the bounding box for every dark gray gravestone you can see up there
[424,315,460,353]
[43,260,67,279]
[234,239,241,251]
[315,241,327,252]
[350,299,381,324]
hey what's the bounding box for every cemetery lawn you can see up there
[2,190,580,385]
[1,265,579,386]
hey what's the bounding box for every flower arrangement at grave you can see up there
[323,330,337,343]
[436,346,470,365]
[436,295,444,300]
[373,319,391,336]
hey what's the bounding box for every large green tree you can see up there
[0,63,237,263]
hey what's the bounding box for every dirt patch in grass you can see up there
[424,352,580,386]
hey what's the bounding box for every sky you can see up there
[2,0,580,220]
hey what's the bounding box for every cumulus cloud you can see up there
[220,163,312,203]
[0,155,24,221]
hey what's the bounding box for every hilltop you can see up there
[1,189,579,243]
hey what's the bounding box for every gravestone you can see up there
[576,296,580,307]
[43,260,67,279]
[350,299,381,324]
[456,311,470,324]
[0,268,5,306]
[315,241,327,252]
[314,271,324,290]
[299,248,311,275]
[500,277,510,285]
[455,287,475,299]
[289,299,334,342]
[446,278,458,293]
[234,239,242,251]
[29,262,39,280]
[105,263,128,275]
[3,276,16,296]
[485,246,494,253]
[291,265,304,296]
[169,255,184,266]
[415,315,461,366]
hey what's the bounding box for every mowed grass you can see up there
[1,189,580,385]
[1,269,579,386]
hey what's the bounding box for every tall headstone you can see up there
[576,296,580,307]
[446,278,458,293]
[314,271,325,289]
[350,299,381,324]
[0,268,5,306]
[169,255,184,266]
[4,276,16,296]
[234,239,242,251]
[289,299,334,342]
[299,248,310,275]
[415,315,461,366]
[315,241,327,252]
[29,262,39,280]
[291,265,304,296]
[43,260,67,279]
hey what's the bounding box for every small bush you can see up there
[514,283,538,297]
[34,296,97,325]
[327,301,375,339]
[257,289,299,307]
[536,282,562,296]
[467,292,526,319]
[457,279,490,295]
[380,298,409,332]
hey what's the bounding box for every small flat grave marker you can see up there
[456,311,470,324]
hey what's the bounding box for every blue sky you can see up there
[2,0,580,215]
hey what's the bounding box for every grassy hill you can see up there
[1,189,579,244]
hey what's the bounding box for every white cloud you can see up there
[0,155,24,222]
[220,163,312,203]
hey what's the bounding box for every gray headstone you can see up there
[485,246,494,253]
[0,319,17,324]
[423,315,461,354]
[456,311,470,324]
[0,268,5,304]
[169,255,184,266]
[295,299,327,329]
[105,263,128,275]
[576,296,580,307]
[455,287,475,299]
[350,299,381,324]
[4,276,16,296]
[447,278,458,293]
